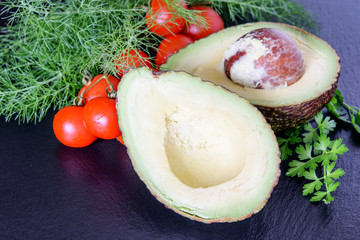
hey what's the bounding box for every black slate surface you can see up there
[0,1,359,239]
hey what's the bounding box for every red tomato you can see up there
[182,6,224,40]
[146,0,188,37]
[53,106,97,148]
[83,98,122,140]
[115,49,152,77]
[78,74,120,105]
[155,34,194,66]
[116,133,124,145]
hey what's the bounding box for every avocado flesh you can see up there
[161,22,340,131]
[117,68,280,222]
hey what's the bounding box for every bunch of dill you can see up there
[0,0,316,123]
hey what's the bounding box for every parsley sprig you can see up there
[277,112,348,203]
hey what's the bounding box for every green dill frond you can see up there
[207,0,318,32]
[0,0,152,123]
[0,0,317,123]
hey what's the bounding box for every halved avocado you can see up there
[161,22,340,131]
[116,67,281,223]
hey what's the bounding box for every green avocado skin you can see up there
[116,68,281,223]
[161,22,340,132]
[256,82,337,132]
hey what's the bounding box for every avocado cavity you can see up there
[164,106,245,188]
[116,68,281,223]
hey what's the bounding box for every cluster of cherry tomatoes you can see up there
[147,0,224,67]
[113,0,225,70]
[53,0,224,148]
[53,74,123,148]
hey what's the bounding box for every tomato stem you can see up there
[102,75,117,99]
[75,74,117,106]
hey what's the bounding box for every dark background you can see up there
[1,1,359,239]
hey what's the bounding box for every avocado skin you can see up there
[117,68,282,223]
[256,81,337,132]
[162,22,341,132]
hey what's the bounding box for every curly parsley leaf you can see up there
[303,123,318,143]
[327,162,345,180]
[302,112,337,143]
[319,116,337,134]
[311,191,328,202]
[287,160,306,177]
[297,144,313,161]
[276,126,302,160]
[313,134,331,155]
[278,112,348,203]
[302,170,322,196]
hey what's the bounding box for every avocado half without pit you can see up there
[161,22,340,132]
[116,68,281,223]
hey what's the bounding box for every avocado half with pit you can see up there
[161,22,340,132]
[116,67,281,223]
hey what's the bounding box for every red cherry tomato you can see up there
[182,6,224,40]
[116,133,124,145]
[155,34,194,66]
[146,0,188,37]
[53,106,97,148]
[78,74,120,105]
[83,98,122,140]
[115,49,152,77]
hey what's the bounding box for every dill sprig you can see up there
[200,0,317,32]
[0,0,152,123]
[0,0,316,123]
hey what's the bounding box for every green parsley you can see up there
[277,112,348,203]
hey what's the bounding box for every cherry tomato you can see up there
[78,74,120,105]
[53,106,97,148]
[146,0,188,37]
[182,6,224,41]
[116,133,124,145]
[83,97,122,140]
[115,49,152,77]
[155,34,194,66]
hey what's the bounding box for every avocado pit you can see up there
[161,22,340,132]
[223,28,305,89]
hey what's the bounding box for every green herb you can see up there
[209,0,317,32]
[277,126,302,161]
[277,112,348,203]
[0,0,316,123]
[0,0,154,123]
[326,89,360,134]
